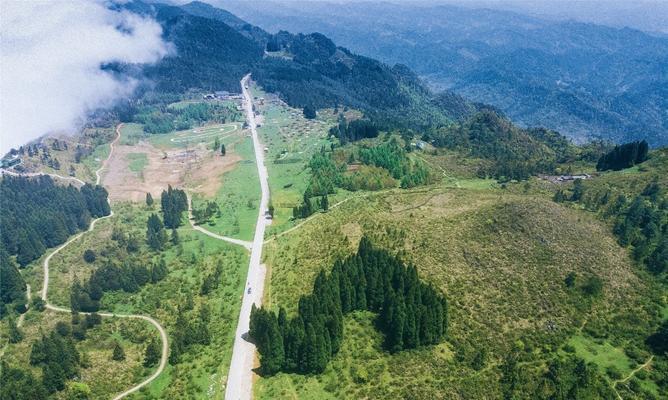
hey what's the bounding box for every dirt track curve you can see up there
[35,124,170,400]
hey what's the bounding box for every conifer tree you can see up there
[146,214,167,250]
[143,338,161,367]
[112,341,126,361]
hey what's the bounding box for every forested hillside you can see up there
[0,176,110,266]
[218,0,668,145]
[121,0,470,130]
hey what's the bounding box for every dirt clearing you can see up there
[102,139,240,202]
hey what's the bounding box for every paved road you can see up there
[37,124,169,400]
[224,74,270,400]
[186,192,253,250]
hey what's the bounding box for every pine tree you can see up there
[8,317,23,343]
[221,144,226,156]
[171,229,180,245]
[321,194,329,211]
[112,341,125,361]
[151,259,168,283]
[146,192,154,207]
[146,214,167,250]
[143,338,161,367]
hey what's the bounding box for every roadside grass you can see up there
[82,139,111,180]
[257,185,653,398]
[191,135,260,241]
[40,201,248,399]
[252,86,352,236]
[0,309,153,399]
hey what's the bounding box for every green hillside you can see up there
[258,179,664,398]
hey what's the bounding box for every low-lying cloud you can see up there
[0,0,172,154]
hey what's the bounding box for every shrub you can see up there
[83,249,96,263]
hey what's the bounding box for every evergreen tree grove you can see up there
[160,185,188,229]
[249,236,448,375]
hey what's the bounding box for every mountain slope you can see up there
[124,0,473,130]
[216,0,668,145]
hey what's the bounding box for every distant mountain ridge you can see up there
[213,0,668,146]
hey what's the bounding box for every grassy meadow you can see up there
[256,182,661,398]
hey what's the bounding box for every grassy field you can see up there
[256,184,656,398]
[32,201,249,399]
[191,135,260,241]
[127,152,148,174]
[120,123,147,146]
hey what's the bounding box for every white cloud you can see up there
[0,0,172,154]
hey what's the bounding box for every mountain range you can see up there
[213,0,668,146]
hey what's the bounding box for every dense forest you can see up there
[596,140,649,171]
[0,247,27,317]
[425,111,572,180]
[329,116,379,144]
[0,176,110,266]
[120,1,464,131]
[249,237,447,374]
[292,138,431,219]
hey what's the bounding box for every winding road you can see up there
[0,167,86,186]
[34,124,169,400]
[224,74,271,400]
[186,192,253,250]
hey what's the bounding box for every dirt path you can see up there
[224,74,270,400]
[612,355,654,399]
[38,124,169,400]
[186,191,252,250]
[96,124,121,185]
[0,168,86,186]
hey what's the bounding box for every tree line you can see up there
[0,247,27,317]
[0,176,110,266]
[328,116,379,144]
[70,258,168,313]
[556,178,666,276]
[424,110,565,181]
[249,237,447,375]
[596,140,649,171]
[292,139,431,220]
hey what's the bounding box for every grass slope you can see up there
[257,185,652,398]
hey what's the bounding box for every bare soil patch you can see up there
[102,139,240,202]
